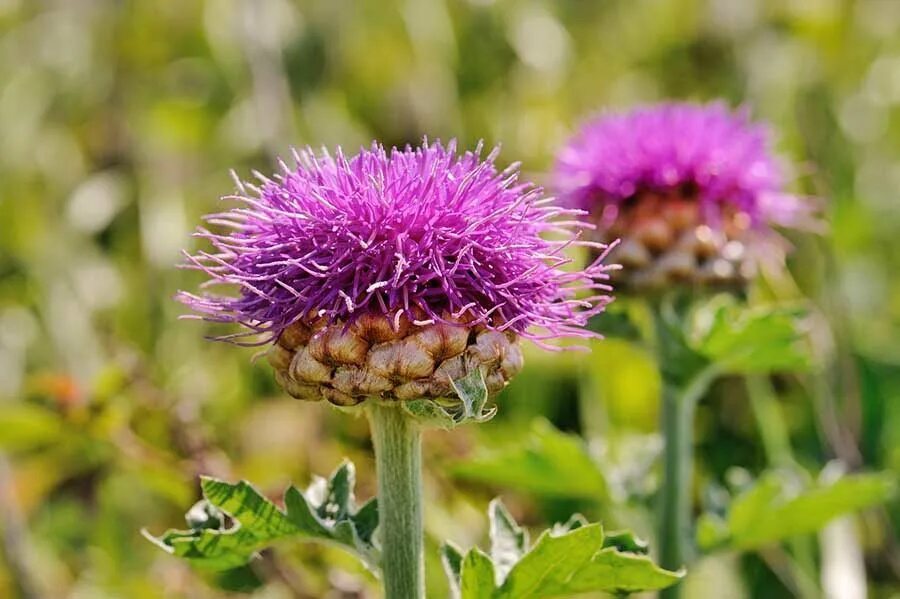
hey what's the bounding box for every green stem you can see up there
[746,376,793,468]
[367,402,425,599]
[658,383,693,589]
[658,366,717,599]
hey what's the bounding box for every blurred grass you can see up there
[1,0,899,597]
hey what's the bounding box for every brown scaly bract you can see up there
[267,312,523,406]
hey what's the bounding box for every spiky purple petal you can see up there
[179,140,615,345]
[554,102,815,230]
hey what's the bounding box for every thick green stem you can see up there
[650,298,718,599]
[367,402,425,599]
[658,366,718,599]
[658,384,693,587]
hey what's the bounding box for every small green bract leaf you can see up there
[689,296,812,373]
[143,461,379,571]
[402,369,496,429]
[452,419,607,499]
[442,499,682,598]
[698,469,896,551]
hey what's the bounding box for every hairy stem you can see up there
[367,402,425,599]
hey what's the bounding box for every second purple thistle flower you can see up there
[554,102,816,290]
[178,140,616,407]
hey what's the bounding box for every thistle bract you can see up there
[179,140,615,405]
[554,102,816,290]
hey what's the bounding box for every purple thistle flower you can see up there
[554,102,814,227]
[553,102,818,289]
[178,139,615,349]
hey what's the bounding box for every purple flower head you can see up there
[554,102,815,232]
[179,139,615,347]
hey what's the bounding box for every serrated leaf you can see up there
[283,485,330,537]
[489,499,528,584]
[498,524,682,598]
[498,524,606,597]
[689,297,812,373]
[602,530,649,555]
[446,499,682,599]
[699,470,896,551]
[551,513,588,535]
[185,500,225,531]
[453,419,606,499]
[201,477,299,538]
[569,547,685,595]
[144,460,379,571]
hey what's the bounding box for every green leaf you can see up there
[453,419,607,500]
[143,460,379,571]
[443,541,499,599]
[699,469,897,551]
[695,513,730,550]
[552,513,588,535]
[602,530,649,554]
[212,564,265,593]
[689,296,812,374]
[498,524,607,597]
[442,541,465,595]
[352,497,379,545]
[402,369,496,429]
[571,547,686,595]
[489,499,528,583]
[185,500,225,531]
[461,547,498,599]
[445,499,682,598]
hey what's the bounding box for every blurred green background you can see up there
[1,0,899,597]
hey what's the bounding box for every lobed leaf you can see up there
[443,499,682,598]
[497,524,606,597]
[689,296,812,374]
[143,461,379,571]
[698,469,896,551]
